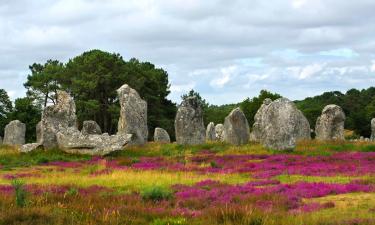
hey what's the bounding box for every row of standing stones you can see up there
[1,84,375,155]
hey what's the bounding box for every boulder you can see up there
[20,143,42,153]
[223,108,250,145]
[252,98,311,151]
[206,122,216,141]
[36,121,42,143]
[153,128,171,143]
[371,118,375,141]
[215,124,225,141]
[315,105,345,141]
[56,127,132,156]
[175,96,205,145]
[81,120,102,135]
[3,120,26,146]
[41,90,78,149]
[117,84,148,145]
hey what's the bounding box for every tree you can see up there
[7,97,41,143]
[181,89,209,109]
[240,90,282,126]
[0,89,13,137]
[24,60,64,107]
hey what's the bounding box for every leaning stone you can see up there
[223,108,250,145]
[41,90,78,149]
[117,84,148,145]
[154,128,171,143]
[81,120,102,135]
[175,96,206,145]
[56,128,132,156]
[20,143,42,153]
[315,105,345,141]
[215,124,225,142]
[206,122,216,141]
[3,120,26,146]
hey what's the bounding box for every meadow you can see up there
[0,141,375,225]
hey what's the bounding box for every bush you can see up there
[141,186,173,202]
[11,179,27,207]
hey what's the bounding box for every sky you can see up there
[1,0,375,105]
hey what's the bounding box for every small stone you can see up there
[206,122,216,141]
[215,124,225,142]
[223,108,250,146]
[154,128,171,143]
[3,120,26,146]
[81,120,102,135]
[315,105,345,141]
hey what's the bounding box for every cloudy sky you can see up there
[1,0,375,105]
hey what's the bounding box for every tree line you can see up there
[0,49,375,143]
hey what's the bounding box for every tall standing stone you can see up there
[223,108,250,145]
[251,98,311,150]
[117,84,148,145]
[3,120,26,146]
[41,90,78,149]
[315,105,345,141]
[154,128,171,143]
[206,122,216,141]
[215,124,225,142]
[36,121,42,143]
[371,118,375,141]
[175,96,205,145]
[81,120,102,135]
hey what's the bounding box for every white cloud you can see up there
[210,65,237,88]
[298,63,325,80]
[371,60,375,73]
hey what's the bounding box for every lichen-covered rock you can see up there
[3,120,26,146]
[206,122,216,141]
[223,108,250,145]
[215,124,225,142]
[81,120,102,135]
[175,96,205,145]
[20,143,42,153]
[36,121,42,143]
[56,127,132,156]
[371,118,375,141]
[253,98,311,151]
[250,98,272,142]
[41,91,77,149]
[153,128,171,143]
[117,84,148,145]
[315,105,345,141]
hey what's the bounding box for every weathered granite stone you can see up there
[250,98,272,142]
[81,120,102,135]
[3,120,26,146]
[153,128,171,143]
[41,91,78,149]
[253,98,311,151]
[56,127,132,156]
[223,108,250,145]
[117,84,148,145]
[215,124,225,142]
[36,121,42,143]
[175,96,205,145]
[20,143,42,153]
[206,122,216,141]
[371,118,375,141]
[315,105,345,141]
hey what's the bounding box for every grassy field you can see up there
[0,141,375,225]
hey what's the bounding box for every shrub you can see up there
[11,179,27,207]
[141,186,173,202]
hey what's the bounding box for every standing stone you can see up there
[81,120,102,135]
[175,96,205,145]
[41,90,78,149]
[117,84,148,145]
[371,118,375,141]
[3,120,26,146]
[206,122,216,141]
[252,98,311,151]
[154,128,171,143]
[223,108,250,145]
[315,105,345,141]
[36,121,42,143]
[215,124,225,142]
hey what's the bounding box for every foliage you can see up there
[181,89,209,109]
[0,89,12,137]
[11,179,27,207]
[141,186,173,201]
